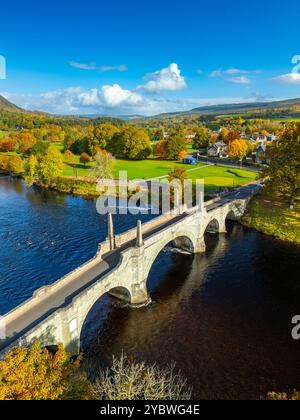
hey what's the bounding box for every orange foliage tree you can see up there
[228,139,250,163]
[0,341,91,400]
[155,140,168,159]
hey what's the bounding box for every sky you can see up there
[0,0,300,116]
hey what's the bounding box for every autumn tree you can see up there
[93,123,120,153]
[226,130,242,145]
[24,155,38,186]
[0,136,17,152]
[193,127,212,149]
[0,155,9,172]
[155,140,168,159]
[92,149,115,179]
[217,127,229,142]
[0,341,92,400]
[7,155,24,175]
[166,133,186,160]
[108,126,152,160]
[262,122,300,208]
[168,166,188,187]
[63,150,76,164]
[228,139,249,164]
[80,152,91,166]
[17,132,37,154]
[38,147,64,186]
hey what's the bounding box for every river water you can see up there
[0,176,300,400]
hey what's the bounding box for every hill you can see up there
[149,98,300,119]
[0,95,24,112]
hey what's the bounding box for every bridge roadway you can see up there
[0,182,260,351]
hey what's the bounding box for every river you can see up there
[0,175,300,400]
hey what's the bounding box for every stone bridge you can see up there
[0,184,258,355]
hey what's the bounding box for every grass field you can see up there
[63,157,257,193]
[243,195,300,244]
[1,140,258,194]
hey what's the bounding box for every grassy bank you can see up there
[0,147,258,197]
[242,195,300,244]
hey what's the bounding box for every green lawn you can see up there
[184,165,257,191]
[63,157,257,193]
[243,195,300,244]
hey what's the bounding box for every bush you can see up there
[93,354,192,400]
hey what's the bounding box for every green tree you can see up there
[263,122,300,208]
[38,147,64,186]
[193,127,212,149]
[93,123,120,152]
[108,126,152,160]
[166,133,186,160]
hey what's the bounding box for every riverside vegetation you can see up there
[0,341,191,400]
[243,122,300,244]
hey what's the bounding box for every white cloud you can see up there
[225,67,250,75]
[196,69,204,75]
[228,76,251,84]
[210,67,262,84]
[101,84,143,107]
[139,63,187,92]
[272,72,300,84]
[69,61,128,72]
[3,85,143,115]
[2,87,281,117]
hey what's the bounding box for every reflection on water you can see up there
[83,227,300,400]
[0,176,153,314]
[1,175,300,399]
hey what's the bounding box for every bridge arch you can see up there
[205,218,220,234]
[142,232,196,288]
[77,284,132,352]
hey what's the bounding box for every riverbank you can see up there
[242,195,300,245]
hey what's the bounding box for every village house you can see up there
[255,143,271,164]
[207,141,228,158]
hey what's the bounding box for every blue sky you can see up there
[0,0,300,115]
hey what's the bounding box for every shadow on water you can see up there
[83,222,300,400]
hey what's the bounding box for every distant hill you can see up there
[189,98,300,115]
[0,95,24,112]
[148,98,300,119]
